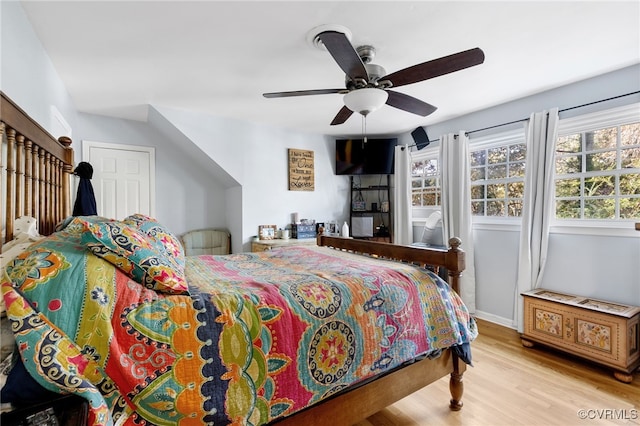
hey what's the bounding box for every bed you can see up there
[1,91,476,426]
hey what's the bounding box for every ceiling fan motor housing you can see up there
[346,63,388,90]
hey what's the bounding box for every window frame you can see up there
[410,145,441,214]
[468,128,526,226]
[552,102,640,236]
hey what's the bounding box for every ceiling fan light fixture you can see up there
[343,88,388,116]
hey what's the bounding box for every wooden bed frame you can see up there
[1,91,469,425]
[274,235,467,425]
[1,92,74,245]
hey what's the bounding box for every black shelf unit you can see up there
[349,175,392,242]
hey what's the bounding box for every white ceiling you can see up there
[19,1,640,137]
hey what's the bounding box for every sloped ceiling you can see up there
[19,1,640,137]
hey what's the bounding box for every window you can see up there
[411,152,440,207]
[555,104,640,221]
[469,131,526,218]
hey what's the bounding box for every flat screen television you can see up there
[335,138,397,175]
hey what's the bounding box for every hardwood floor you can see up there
[356,319,640,426]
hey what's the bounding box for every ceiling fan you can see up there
[263,26,485,126]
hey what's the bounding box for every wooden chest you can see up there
[521,289,640,383]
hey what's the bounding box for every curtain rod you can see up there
[407,90,640,148]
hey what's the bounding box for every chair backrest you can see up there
[181,228,231,256]
[421,211,444,246]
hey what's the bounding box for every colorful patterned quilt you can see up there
[1,226,476,426]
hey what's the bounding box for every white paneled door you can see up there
[82,141,155,220]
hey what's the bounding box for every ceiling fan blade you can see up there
[386,90,437,117]
[382,47,485,88]
[317,31,368,81]
[330,106,354,125]
[263,88,344,98]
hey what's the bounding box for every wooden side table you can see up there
[251,238,317,252]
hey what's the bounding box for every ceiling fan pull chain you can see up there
[362,114,368,145]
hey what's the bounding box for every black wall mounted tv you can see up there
[335,138,397,175]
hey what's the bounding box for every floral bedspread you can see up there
[1,228,476,425]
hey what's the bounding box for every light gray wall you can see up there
[1,1,78,140]
[403,65,640,326]
[75,112,228,238]
[153,105,351,252]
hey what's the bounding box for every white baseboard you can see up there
[474,310,516,329]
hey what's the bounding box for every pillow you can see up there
[80,220,188,295]
[123,214,185,269]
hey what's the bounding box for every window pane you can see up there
[487,183,506,199]
[424,159,438,175]
[411,179,423,189]
[556,178,581,197]
[584,198,615,219]
[488,164,507,179]
[587,127,617,150]
[621,123,640,146]
[509,161,525,178]
[471,201,485,215]
[487,200,505,216]
[508,200,523,217]
[508,182,524,199]
[586,151,616,171]
[422,192,438,206]
[424,177,438,187]
[509,144,526,162]
[556,199,581,218]
[470,167,485,181]
[470,150,486,166]
[471,134,526,218]
[412,161,426,176]
[584,175,615,196]
[556,155,581,174]
[412,192,422,206]
[620,197,640,219]
[471,184,485,200]
[488,147,507,164]
[557,134,581,153]
[621,147,640,168]
[620,173,640,195]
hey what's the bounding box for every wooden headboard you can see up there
[1,92,74,246]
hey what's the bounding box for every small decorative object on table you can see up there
[291,223,316,239]
[326,221,339,236]
[258,225,277,240]
[352,190,366,211]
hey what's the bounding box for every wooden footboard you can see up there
[274,349,466,425]
[1,92,74,245]
[272,235,468,425]
[317,235,465,294]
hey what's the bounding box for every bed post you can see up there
[444,236,466,411]
[444,237,465,295]
[59,136,73,219]
[449,351,465,410]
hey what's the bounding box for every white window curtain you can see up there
[514,108,559,332]
[393,144,412,245]
[440,131,476,312]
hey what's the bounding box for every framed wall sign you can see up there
[288,148,314,191]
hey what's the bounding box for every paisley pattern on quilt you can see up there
[2,226,477,426]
